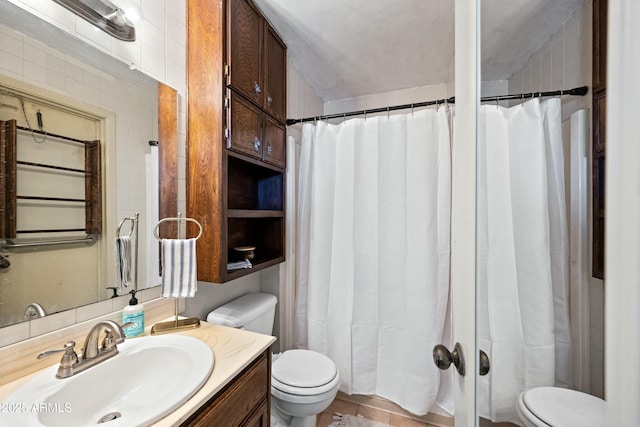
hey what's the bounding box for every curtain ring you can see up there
[495,96,499,109]
[387,107,390,119]
[343,113,346,124]
[411,103,415,115]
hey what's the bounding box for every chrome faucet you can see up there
[38,320,132,378]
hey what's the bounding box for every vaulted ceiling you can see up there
[253,0,585,101]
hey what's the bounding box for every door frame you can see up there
[452,0,480,425]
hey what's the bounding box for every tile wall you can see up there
[0,22,159,346]
[4,0,187,92]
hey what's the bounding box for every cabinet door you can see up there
[264,24,286,122]
[241,401,269,427]
[229,92,263,161]
[262,114,285,168]
[227,0,264,105]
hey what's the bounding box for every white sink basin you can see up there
[0,334,214,427]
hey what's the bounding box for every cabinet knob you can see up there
[267,95,273,106]
[254,137,261,152]
[267,143,273,155]
[254,81,261,96]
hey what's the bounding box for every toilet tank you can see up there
[206,293,277,335]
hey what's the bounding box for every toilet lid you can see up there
[522,387,606,427]
[272,350,338,391]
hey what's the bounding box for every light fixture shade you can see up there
[52,0,136,41]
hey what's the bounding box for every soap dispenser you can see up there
[122,290,144,337]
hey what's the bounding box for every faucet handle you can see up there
[101,322,134,351]
[37,340,77,360]
[37,341,79,378]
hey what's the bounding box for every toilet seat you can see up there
[272,350,339,396]
[518,387,606,427]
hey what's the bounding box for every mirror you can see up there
[476,1,596,424]
[0,2,165,329]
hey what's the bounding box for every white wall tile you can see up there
[45,49,65,74]
[0,30,22,57]
[75,18,113,52]
[30,309,76,337]
[142,0,166,32]
[83,66,100,89]
[0,53,23,77]
[23,39,46,67]
[65,76,83,99]
[22,61,45,85]
[45,69,65,93]
[76,299,113,323]
[0,321,30,347]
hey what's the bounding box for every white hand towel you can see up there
[161,238,198,298]
[115,236,131,288]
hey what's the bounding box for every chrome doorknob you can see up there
[433,343,466,376]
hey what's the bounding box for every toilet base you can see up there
[270,403,316,427]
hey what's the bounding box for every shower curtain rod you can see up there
[285,85,589,126]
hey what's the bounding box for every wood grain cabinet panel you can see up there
[264,25,287,122]
[229,92,263,161]
[592,0,606,279]
[263,114,285,168]
[227,0,264,105]
[181,350,271,427]
[188,0,286,283]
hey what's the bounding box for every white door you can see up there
[605,1,640,425]
[447,1,481,426]
[446,2,640,427]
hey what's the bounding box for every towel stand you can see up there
[150,214,203,335]
[116,213,139,291]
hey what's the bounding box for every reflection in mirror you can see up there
[0,4,162,329]
[477,1,597,424]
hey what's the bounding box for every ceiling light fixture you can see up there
[52,0,136,41]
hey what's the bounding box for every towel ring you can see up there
[153,217,203,241]
[117,216,136,238]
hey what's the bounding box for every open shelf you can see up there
[228,155,284,211]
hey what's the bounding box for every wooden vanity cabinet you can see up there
[188,0,286,283]
[181,350,271,427]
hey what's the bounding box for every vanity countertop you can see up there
[0,320,276,426]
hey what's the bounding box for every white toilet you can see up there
[206,293,340,427]
[516,387,606,427]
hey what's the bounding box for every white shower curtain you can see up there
[295,108,452,415]
[476,98,571,424]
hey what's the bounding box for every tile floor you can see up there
[316,396,441,427]
[315,396,518,427]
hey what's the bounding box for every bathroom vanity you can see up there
[181,349,270,426]
[0,319,275,427]
[154,322,275,426]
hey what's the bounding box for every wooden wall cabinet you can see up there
[181,350,271,427]
[228,92,286,168]
[226,0,286,123]
[592,0,607,279]
[188,0,286,283]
